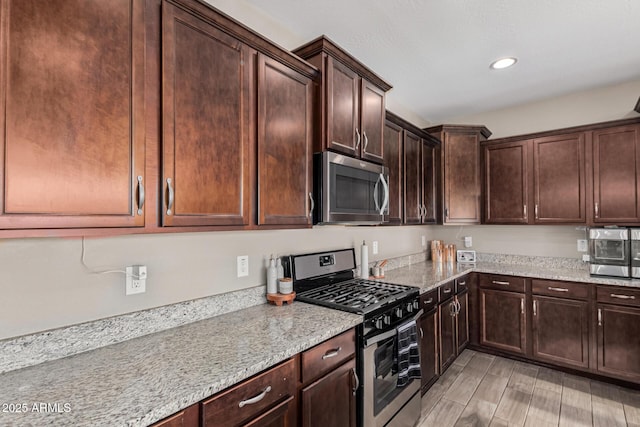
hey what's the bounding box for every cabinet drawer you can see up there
[597,286,640,307]
[201,357,296,427]
[420,289,438,313]
[456,276,469,294]
[301,328,355,384]
[479,274,525,293]
[439,280,455,302]
[532,279,589,300]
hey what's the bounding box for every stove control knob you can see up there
[405,302,414,313]
[413,300,420,310]
[374,317,384,330]
[395,307,403,318]
[383,314,392,325]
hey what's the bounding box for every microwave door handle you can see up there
[379,173,389,215]
[373,175,381,212]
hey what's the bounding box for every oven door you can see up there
[362,311,422,427]
[319,151,389,224]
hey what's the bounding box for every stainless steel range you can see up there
[284,248,422,427]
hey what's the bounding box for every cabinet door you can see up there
[360,79,385,163]
[384,120,403,224]
[484,141,530,224]
[422,143,438,224]
[532,296,589,369]
[456,292,469,354]
[301,358,357,427]
[0,0,145,229]
[533,133,586,223]
[257,54,313,226]
[419,309,439,393]
[479,289,526,355]
[439,299,457,372]
[162,3,252,226]
[150,404,199,427]
[403,131,422,224]
[597,304,640,382]
[443,132,480,224]
[326,57,359,157]
[244,396,295,427]
[592,125,640,223]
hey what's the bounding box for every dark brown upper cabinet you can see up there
[591,124,640,224]
[257,54,314,226]
[482,118,640,225]
[427,125,491,225]
[293,36,392,164]
[160,0,317,230]
[533,133,586,223]
[161,2,253,227]
[483,140,531,224]
[0,0,146,229]
[383,119,404,224]
[483,133,586,225]
[387,111,440,225]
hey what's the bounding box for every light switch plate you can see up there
[457,250,476,264]
[237,255,249,277]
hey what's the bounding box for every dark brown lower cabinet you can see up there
[300,358,357,427]
[439,296,457,372]
[151,403,199,427]
[456,291,469,354]
[479,289,526,355]
[419,307,438,393]
[245,396,295,427]
[532,295,589,369]
[597,303,640,382]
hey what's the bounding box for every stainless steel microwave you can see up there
[314,151,389,224]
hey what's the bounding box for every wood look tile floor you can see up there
[419,350,640,427]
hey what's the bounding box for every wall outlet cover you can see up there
[237,255,249,277]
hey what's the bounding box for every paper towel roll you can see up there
[360,240,369,279]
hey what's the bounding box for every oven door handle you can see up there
[364,309,423,348]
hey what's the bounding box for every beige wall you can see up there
[0,225,433,340]
[443,79,640,139]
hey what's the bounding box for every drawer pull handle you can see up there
[598,308,602,326]
[611,293,636,300]
[458,281,466,286]
[443,288,452,294]
[420,327,424,339]
[424,298,434,304]
[533,300,537,316]
[238,385,271,408]
[322,347,342,360]
[548,287,569,292]
[492,280,510,286]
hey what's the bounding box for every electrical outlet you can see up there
[577,239,588,252]
[125,265,146,295]
[421,236,426,247]
[237,255,249,277]
[372,241,379,255]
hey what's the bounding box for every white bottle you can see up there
[276,257,284,280]
[360,240,369,279]
[267,255,278,294]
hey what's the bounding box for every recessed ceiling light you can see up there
[490,57,517,70]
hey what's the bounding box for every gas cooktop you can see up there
[283,249,419,316]
[296,278,417,314]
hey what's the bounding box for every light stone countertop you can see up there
[382,260,640,291]
[0,302,362,427]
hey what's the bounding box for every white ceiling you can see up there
[244,0,640,123]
